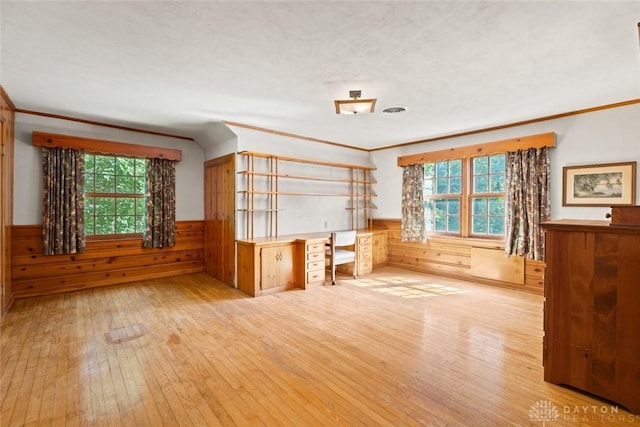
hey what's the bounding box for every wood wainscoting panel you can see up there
[373,218,544,294]
[10,220,205,298]
[470,247,525,285]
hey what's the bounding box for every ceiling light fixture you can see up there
[334,90,377,115]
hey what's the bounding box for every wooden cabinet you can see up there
[542,219,640,414]
[372,229,388,268]
[236,240,300,297]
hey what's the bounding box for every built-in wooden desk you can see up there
[236,230,375,297]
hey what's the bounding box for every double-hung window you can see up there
[424,159,462,233]
[84,154,146,237]
[423,154,506,238]
[471,154,506,236]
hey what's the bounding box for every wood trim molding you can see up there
[16,109,193,141]
[204,152,236,168]
[239,150,375,171]
[0,85,16,111]
[32,131,182,161]
[224,121,369,152]
[375,98,640,152]
[397,132,555,167]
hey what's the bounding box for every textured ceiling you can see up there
[2,1,640,150]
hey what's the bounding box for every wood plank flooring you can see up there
[1,267,638,426]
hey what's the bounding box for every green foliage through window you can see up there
[84,154,146,236]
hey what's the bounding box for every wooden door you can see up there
[0,100,14,315]
[204,154,235,286]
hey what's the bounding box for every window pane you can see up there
[85,174,95,193]
[116,198,135,216]
[134,177,146,194]
[434,199,446,231]
[135,216,146,233]
[436,161,448,177]
[96,216,115,234]
[449,177,462,194]
[473,157,488,174]
[490,175,505,192]
[116,157,135,176]
[489,216,504,235]
[85,196,95,215]
[472,216,488,234]
[447,215,460,233]
[95,155,115,174]
[85,215,95,235]
[116,215,136,233]
[95,197,115,215]
[136,198,146,215]
[85,154,95,173]
[490,154,506,173]
[424,163,435,179]
[135,158,147,175]
[474,175,488,193]
[447,199,460,215]
[449,159,462,176]
[472,197,487,215]
[116,176,135,194]
[436,178,448,194]
[95,174,115,193]
[488,197,505,216]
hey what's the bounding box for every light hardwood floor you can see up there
[1,267,637,426]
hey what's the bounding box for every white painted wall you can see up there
[371,103,640,222]
[230,125,373,237]
[13,113,205,224]
[193,121,238,160]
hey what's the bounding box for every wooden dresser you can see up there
[541,219,640,414]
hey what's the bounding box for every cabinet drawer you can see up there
[307,243,325,253]
[358,235,372,245]
[358,260,372,274]
[307,269,325,283]
[359,250,372,261]
[307,260,324,270]
[307,252,323,262]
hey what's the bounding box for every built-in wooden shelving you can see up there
[237,151,376,239]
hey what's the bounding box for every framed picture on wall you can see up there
[563,161,636,206]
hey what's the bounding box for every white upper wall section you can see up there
[192,121,238,160]
[371,103,640,221]
[230,125,373,237]
[13,113,205,224]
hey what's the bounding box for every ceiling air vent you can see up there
[382,106,407,114]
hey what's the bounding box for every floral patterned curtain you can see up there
[505,147,550,260]
[401,163,426,242]
[143,158,176,248]
[42,147,85,255]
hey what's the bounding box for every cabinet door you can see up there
[277,244,296,287]
[261,244,296,291]
[372,231,388,267]
[261,246,281,290]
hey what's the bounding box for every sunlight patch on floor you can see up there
[345,277,468,298]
